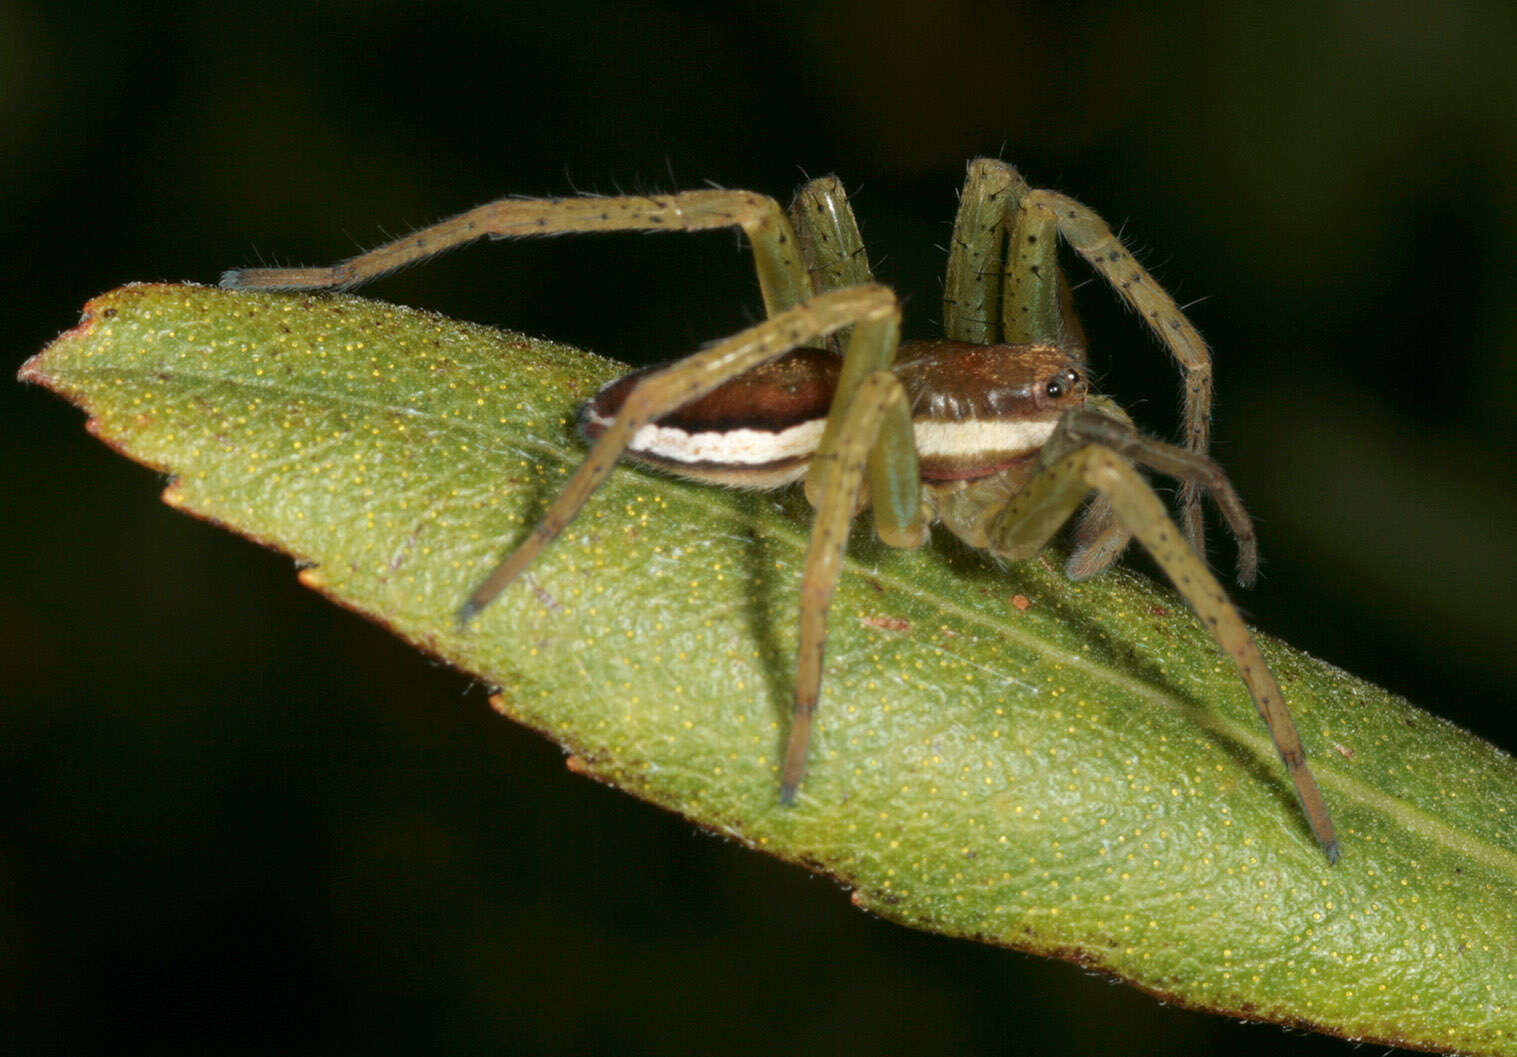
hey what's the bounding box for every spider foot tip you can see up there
[1235,545,1260,588]
[455,599,484,630]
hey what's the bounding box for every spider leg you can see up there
[803,272,907,514]
[774,272,926,800]
[221,189,814,320]
[457,284,902,621]
[982,441,1337,862]
[1018,188,1215,552]
[788,175,873,295]
[782,367,924,801]
[1052,395,1139,580]
[943,159,1018,344]
[788,175,873,356]
[1000,177,1088,357]
[1050,403,1259,586]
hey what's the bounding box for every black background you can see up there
[6,2,1516,1054]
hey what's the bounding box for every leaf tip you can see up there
[16,352,51,387]
[19,283,193,391]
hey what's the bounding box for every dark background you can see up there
[6,1,1516,1054]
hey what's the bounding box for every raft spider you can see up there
[222,158,1339,862]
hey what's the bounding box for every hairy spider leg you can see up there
[1000,171,1089,357]
[1049,407,1258,586]
[788,175,874,295]
[783,366,922,801]
[975,431,1338,863]
[221,189,816,320]
[786,175,875,357]
[469,284,912,802]
[943,159,1017,346]
[1019,184,1215,552]
[1056,396,1137,581]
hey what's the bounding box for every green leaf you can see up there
[22,283,1517,1054]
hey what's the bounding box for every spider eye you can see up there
[1044,369,1080,400]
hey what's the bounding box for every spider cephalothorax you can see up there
[222,159,1338,862]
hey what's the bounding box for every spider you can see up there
[221,158,1339,863]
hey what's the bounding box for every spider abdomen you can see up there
[580,348,839,488]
